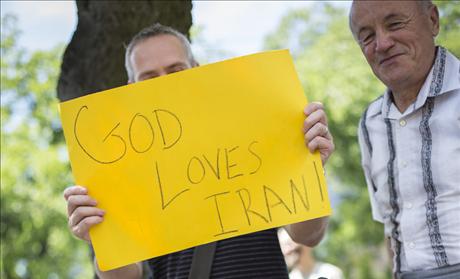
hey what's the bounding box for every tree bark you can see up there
[57,0,193,102]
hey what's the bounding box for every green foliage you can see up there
[264,2,459,279]
[1,14,93,278]
[436,0,460,55]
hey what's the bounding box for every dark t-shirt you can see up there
[148,228,289,279]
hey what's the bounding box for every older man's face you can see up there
[350,1,439,90]
[130,34,193,83]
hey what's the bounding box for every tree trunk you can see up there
[56,1,192,276]
[57,0,193,102]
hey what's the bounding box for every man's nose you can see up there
[158,70,168,77]
[375,30,395,53]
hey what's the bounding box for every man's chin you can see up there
[377,70,409,89]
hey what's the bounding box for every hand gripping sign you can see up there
[60,50,331,271]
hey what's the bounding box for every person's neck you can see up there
[298,252,316,276]
[390,81,424,113]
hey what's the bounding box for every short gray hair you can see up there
[124,23,195,82]
[418,0,434,11]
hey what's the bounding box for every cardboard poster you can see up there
[60,50,331,271]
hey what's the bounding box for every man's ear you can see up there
[429,5,440,37]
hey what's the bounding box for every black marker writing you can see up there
[225,146,243,180]
[248,141,262,175]
[202,149,221,180]
[154,161,190,210]
[205,192,238,236]
[129,113,154,153]
[236,188,269,226]
[74,105,126,164]
[153,109,183,149]
[187,156,206,184]
[290,176,310,213]
[263,185,292,222]
[313,161,324,202]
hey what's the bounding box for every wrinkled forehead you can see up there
[349,0,419,31]
[131,35,188,64]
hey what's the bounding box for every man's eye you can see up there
[361,34,375,46]
[140,74,159,81]
[169,66,186,74]
[388,21,404,30]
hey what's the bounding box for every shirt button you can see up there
[405,202,413,209]
[402,161,408,168]
[408,242,416,249]
[399,119,407,127]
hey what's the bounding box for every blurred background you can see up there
[1,1,459,278]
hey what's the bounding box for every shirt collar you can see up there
[378,46,460,119]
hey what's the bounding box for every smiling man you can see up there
[350,1,460,279]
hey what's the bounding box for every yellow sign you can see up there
[60,50,331,271]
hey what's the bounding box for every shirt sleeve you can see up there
[358,118,384,223]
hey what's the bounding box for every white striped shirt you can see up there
[358,47,460,273]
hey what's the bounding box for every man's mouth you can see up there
[379,53,404,66]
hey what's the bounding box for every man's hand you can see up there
[303,102,334,165]
[64,186,142,278]
[63,185,105,243]
[285,102,333,246]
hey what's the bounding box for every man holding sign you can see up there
[63,24,334,279]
